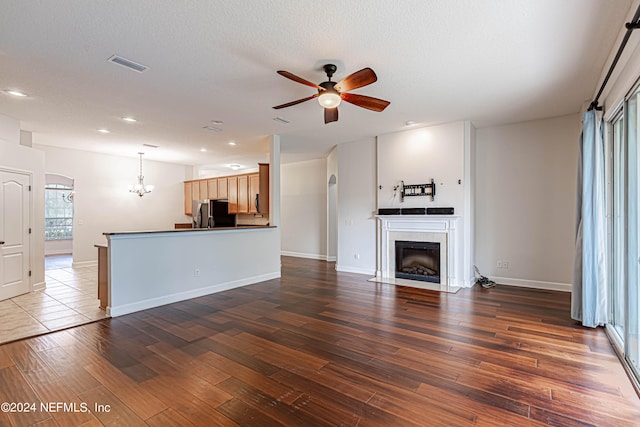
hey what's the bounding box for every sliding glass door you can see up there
[628,89,639,377]
[610,86,640,383]
[610,112,625,342]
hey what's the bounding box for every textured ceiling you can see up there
[0,0,634,172]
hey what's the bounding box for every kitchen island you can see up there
[102,225,280,317]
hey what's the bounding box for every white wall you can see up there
[377,122,466,212]
[475,113,581,290]
[35,145,190,265]
[0,114,46,290]
[336,138,377,275]
[280,158,328,259]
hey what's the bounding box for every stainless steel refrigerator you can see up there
[192,200,211,228]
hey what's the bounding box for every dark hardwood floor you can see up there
[0,256,638,426]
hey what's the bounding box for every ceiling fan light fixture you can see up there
[318,91,341,109]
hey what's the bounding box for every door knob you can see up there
[0,241,4,245]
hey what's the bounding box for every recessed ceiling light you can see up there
[97,129,110,134]
[273,116,290,124]
[203,125,222,132]
[200,148,207,152]
[4,90,27,97]
[228,141,236,146]
[122,116,137,122]
[229,164,241,170]
[405,120,416,126]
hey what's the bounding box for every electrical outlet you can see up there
[193,269,200,277]
[354,253,360,260]
[496,260,503,268]
[503,261,509,269]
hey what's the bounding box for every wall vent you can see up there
[107,55,149,73]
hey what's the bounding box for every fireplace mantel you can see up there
[377,215,465,288]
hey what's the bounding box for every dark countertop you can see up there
[103,225,275,236]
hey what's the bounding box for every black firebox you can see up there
[395,240,440,283]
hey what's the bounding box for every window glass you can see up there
[44,184,74,240]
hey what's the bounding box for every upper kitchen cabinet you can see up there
[199,181,208,200]
[217,177,228,200]
[183,163,269,216]
[191,180,200,201]
[184,182,193,215]
[227,176,238,214]
[258,163,269,214]
[237,175,249,213]
[249,173,259,214]
[207,178,218,200]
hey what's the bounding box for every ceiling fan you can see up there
[273,64,390,124]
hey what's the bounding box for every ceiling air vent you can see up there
[107,55,149,73]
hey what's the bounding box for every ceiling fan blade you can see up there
[324,107,338,124]
[334,68,377,92]
[341,93,390,112]
[273,94,319,109]
[277,70,324,90]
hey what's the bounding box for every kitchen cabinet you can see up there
[199,181,208,200]
[207,178,218,199]
[184,182,193,215]
[258,163,269,214]
[247,164,270,214]
[249,173,259,214]
[191,181,200,201]
[238,175,249,213]
[227,176,238,214]
[183,163,269,216]
[217,177,228,199]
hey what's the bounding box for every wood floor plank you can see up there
[0,257,638,426]
[83,357,167,420]
[77,386,147,426]
[139,375,237,426]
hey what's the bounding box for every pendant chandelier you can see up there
[129,152,154,197]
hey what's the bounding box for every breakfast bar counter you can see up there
[101,225,281,317]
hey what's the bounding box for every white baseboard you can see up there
[281,251,333,261]
[107,271,281,317]
[72,260,98,268]
[490,276,571,292]
[32,281,46,292]
[336,264,376,276]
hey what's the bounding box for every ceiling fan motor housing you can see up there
[319,81,338,93]
[323,64,338,80]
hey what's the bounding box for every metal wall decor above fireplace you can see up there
[395,240,440,283]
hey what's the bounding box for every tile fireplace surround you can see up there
[376,215,465,290]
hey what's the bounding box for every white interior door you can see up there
[0,171,30,301]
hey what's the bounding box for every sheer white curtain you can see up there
[572,110,608,327]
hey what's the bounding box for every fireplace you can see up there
[395,240,440,283]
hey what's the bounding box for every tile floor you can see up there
[0,254,108,344]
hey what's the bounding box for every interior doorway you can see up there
[44,173,74,258]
